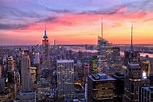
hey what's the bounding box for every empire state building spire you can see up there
[43,24,48,38]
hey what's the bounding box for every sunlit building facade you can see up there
[140,58,151,79]
[90,54,98,74]
[30,67,37,83]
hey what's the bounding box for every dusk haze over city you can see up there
[0,0,153,102]
[1,0,153,45]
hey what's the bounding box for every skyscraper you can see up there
[0,64,2,78]
[57,60,74,100]
[141,57,151,79]
[34,52,40,65]
[123,23,150,102]
[21,51,34,91]
[124,63,142,102]
[90,53,97,74]
[139,86,153,102]
[33,52,40,81]
[97,19,120,73]
[97,37,120,73]
[7,56,15,85]
[19,51,36,102]
[7,56,14,72]
[42,25,50,69]
[88,73,116,102]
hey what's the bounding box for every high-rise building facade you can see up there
[88,73,116,102]
[57,60,74,100]
[97,36,113,72]
[112,72,124,102]
[124,63,143,102]
[0,64,2,78]
[139,86,153,102]
[97,36,120,73]
[33,52,40,81]
[141,58,151,79]
[7,56,15,72]
[34,52,40,64]
[90,53,98,74]
[83,63,89,83]
[21,51,34,91]
[42,26,50,69]
[123,24,150,102]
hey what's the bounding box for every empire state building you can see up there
[42,26,50,69]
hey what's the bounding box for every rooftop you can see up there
[141,86,153,92]
[57,60,74,63]
[89,73,116,82]
[128,63,140,69]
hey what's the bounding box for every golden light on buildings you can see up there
[21,51,24,55]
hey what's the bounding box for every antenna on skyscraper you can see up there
[45,24,46,31]
[43,24,47,38]
[101,17,103,39]
[131,22,133,52]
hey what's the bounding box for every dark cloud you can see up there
[0,16,58,30]
[78,5,125,15]
[0,23,28,30]
[36,16,58,23]
[124,0,153,12]
[78,0,153,16]
[9,9,41,18]
[45,8,73,13]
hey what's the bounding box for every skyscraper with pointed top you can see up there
[97,19,121,73]
[124,23,140,66]
[123,23,150,102]
[42,25,50,69]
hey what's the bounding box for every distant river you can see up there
[65,46,153,58]
[120,52,153,58]
[66,46,97,53]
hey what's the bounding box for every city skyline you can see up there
[0,0,153,45]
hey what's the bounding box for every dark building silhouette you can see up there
[112,72,124,102]
[88,73,116,102]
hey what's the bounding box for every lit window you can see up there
[142,71,147,79]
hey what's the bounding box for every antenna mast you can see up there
[101,18,103,39]
[131,22,133,51]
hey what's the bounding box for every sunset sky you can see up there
[0,0,153,45]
